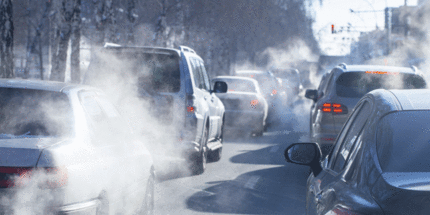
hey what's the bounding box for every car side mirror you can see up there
[305,89,318,102]
[285,142,323,176]
[213,81,228,93]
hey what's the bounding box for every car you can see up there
[285,88,430,215]
[0,79,154,214]
[305,63,427,155]
[83,44,228,175]
[211,76,268,136]
[270,68,304,106]
[235,70,282,126]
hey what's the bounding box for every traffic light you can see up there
[331,24,335,34]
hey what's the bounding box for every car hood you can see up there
[0,137,63,167]
[372,172,430,214]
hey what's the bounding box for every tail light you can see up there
[250,99,259,108]
[272,89,277,95]
[186,94,196,114]
[11,166,68,189]
[325,206,363,215]
[321,103,348,114]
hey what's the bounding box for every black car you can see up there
[285,88,430,214]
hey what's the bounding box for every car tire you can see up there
[191,127,208,175]
[208,121,223,162]
[253,130,263,137]
[141,175,155,215]
[208,147,222,162]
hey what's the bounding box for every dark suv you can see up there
[83,44,227,174]
[305,63,427,155]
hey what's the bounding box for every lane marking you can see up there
[244,176,260,189]
[270,146,279,153]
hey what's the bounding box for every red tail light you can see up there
[250,99,259,108]
[326,206,363,215]
[272,89,277,95]
[321,103,347,114]
[186,94,196,114]
[1,166,69,189]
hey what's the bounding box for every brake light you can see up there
[272,89,277,95]
[365,71,399,75]
[251,99,259,108]
[13,167,68,189]
[321,103,347,114]
[186,94,196,114]
[326,206,362,215]
[187,106,195,113]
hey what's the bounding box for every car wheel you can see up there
[191,127,208,175]
[253,130,263,137]
[141,175,155,215]
[208,147,222,162]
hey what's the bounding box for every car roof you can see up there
[214,76,257,83]
[0,79,88,92]
[235,70,266,75]
[340,65,416,74]
[388,89,430,110]
[102,45,181,57]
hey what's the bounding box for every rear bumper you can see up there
[224,110,265,131]
[58,199,99,215]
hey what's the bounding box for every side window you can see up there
[331,102,371,172]
[190,58,203,89]
[198,61,211,91]
[96,96,120,118]
[323,71,336,94]
[79,92,106,123]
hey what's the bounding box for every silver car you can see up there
[212,76,268,136]
[0,79,154,214]
[84,45,227,175]
[305,64,427,155]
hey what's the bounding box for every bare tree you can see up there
[0,0,14,78]
[50,0,81,82]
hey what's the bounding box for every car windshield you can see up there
[219,79,256,93]
[0,88,73,138]
[336,72,426,98]
[377,111,430,172]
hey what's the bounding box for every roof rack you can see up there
[338,63,347,70]
[104,42,121,48]
[179,46,196,54]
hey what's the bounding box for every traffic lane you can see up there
[155,138,309,214]
[186,165,309,214]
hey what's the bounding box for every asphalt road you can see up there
[154,102,312,215]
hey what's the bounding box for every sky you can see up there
[312,0,419,55]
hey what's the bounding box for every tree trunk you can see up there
[50,0,73,82]
[70,0,81,83]
[0,0,14,78]
[126,0,136,44]
[94,0,105,45]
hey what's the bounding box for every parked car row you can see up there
[285,63,430,214]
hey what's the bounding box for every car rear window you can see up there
[87,49,181,93]
[0,88,73,138]
[219,79,256,93]
[377,111,430,172]
[336,72,426,98]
